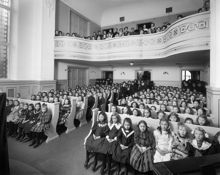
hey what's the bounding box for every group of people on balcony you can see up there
[55,0,210,41]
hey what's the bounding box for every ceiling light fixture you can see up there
[130,62,134,66]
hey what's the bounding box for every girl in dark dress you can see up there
[84,112,109,171]
[112,117,134,175]
[16,103,28,140]
[98,113,121,175]
[17,104,34,141]
[130,120,155,174]
[31,104,52,148]
[23,103,41,142]
[213,131,220,153]
[189,127,214,157]
[57,98,71,133]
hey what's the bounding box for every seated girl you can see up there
[84,112,109,171]
[184,107,194,115]
[168,112,180,123]
[196,115,210,126]
[31,103,52,148]
[171,123,191,160]
[58,98,71,125]
[189,127,214,157]
[17,103,29,140]
[154,118,173,163]
[98,113,121,175]
[212,131,220,154]
[157,111,167,120]
[184,117,194,125]
[130,120,155,174]
[132,109,141,117]
[75,96,85,127]
[23,103,40,142]
[112,117,134,175]
[143,109,152,118]
[17,104,35,141]
[7,100,20,136]
[122,106,132,116]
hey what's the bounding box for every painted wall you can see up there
[55,61,101,81]
[55,0,70,34]
[56,0,101,35]
[61,0,102,26]
[101,0,203,27]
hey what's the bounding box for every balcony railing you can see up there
[54,11,210,61]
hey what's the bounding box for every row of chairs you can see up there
[109,103,215,126]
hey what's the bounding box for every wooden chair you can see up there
[65,97,76,134]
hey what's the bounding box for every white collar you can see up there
[122,128,134,138]
[191,139,211,150]
[108,123,121,130]
[98,123,107,127]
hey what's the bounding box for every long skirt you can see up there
[97,139,117,154]
[112,143,132,164]
[23,121,37,133]
[31,123,50,133]
[153,150,171,163]
[85,134,105,152]
[130,145,153,172]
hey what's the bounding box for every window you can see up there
[182,70,191,81]
[0,0,10,78]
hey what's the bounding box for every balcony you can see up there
[54,11,210,62]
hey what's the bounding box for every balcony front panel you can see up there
[54,12,210,62]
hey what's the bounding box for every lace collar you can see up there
[108,123,121,130]
[98,123,107,127]
[122,128,134,138]
[191,139,211,150]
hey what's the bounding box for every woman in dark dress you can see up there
[84,111,109,171]
[112,117,134,175]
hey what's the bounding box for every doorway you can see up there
[137,71,151,81]
[181,70,200,81]
[102,71,113,80]
[68,67,87,89]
